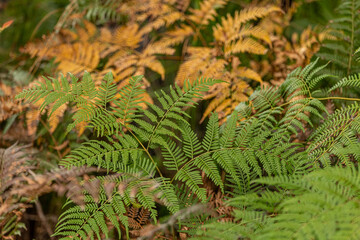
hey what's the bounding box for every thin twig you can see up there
[35,200,53,237]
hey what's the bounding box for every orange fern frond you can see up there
[48,103,67,133]
[188,0,227,26]
[175,5,279,122]
[25,109,40,136]
[51,42,100,75]
[225,38,268,56]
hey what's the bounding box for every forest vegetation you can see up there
[1,0,360,239]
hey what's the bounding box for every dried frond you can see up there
[213,6,282,44]
[0,143,103,239]
[0,83,27,122]
[175,47,224,86]
[175,5,279,122]
[260,27,331,86]
[161,24,194,46]
[118,0,183,34]
[21,19,159,134]
[188,0,227,26]
[127,207,151,230]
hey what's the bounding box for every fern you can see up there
[53,174,165,239]
[317,0,360,76]
[204,165,360,240]
[79,0,122,24]
[189,60,360,239]
[17,56,360,238]
[174,5,281,122]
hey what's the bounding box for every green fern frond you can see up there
[95,72,117,108]
[143,77,223,149]
[112,75,145,126]
[328,73,360,92]
[317,0,360,76]
[281,59,331,100]
[308,102,360,166]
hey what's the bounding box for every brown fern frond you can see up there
[25,109,40,137]
[254,26,332,86]
[0,83,27,122]
[0,143,103,238]
[137,208,151,225]
[127,206,151,239]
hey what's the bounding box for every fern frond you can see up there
[221,166,360,240]
[213,6,281,44]
[317,0,360,76]
[143,77,222,149]
[188,0,227,26]
[328,73,360,92]
[308,102,360,166]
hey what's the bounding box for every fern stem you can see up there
[146,86,196,151]
[316,97,360,102]
[127,128,164,178]
[279,96,360,109]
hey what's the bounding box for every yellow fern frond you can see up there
[232,6,282,26]
[26,109,40,136]
[75,20,97,42]
[201,88,229,123]
[52,42,100,75]
[202,59,227,78]
[48,103,67,133]
[214,24,271,45]
[225,38,267,56]
[119,0,183,35]
[143,41,175,56]
[188,0,227,26]
[59,28,79,42]
[175,47,214,85]
[201,78,252,123]
[75,120,87,136]
[161,24,194,46]
[140,11,183,34]
[100,24,143,51]
[114,67,137,83]
[139,56,166,80]
[236,67,262,83]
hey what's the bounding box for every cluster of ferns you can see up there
[14,0,360,238]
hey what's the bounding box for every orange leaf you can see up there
[1,20,14,31]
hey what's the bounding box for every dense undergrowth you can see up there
[1,0,360,239]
